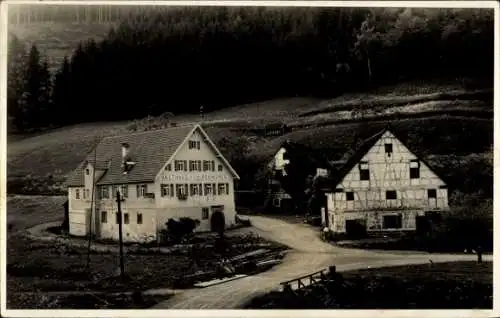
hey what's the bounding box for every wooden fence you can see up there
[279,266,336,292]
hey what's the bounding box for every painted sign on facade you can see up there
[161,174,230,182]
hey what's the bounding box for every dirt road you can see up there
[153,215,492,309]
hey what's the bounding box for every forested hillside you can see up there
[7,6,493,132]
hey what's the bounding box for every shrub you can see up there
[159,217,200,245]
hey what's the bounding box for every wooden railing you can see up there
[279,266,336,292]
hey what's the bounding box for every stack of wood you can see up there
[174,248,286,288]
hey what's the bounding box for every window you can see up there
[202,207,209,220]
[218,164,223,171]
[101,211,107,223]
[124,213,129,224]
[165,164,172,171]
[161,184,173,197]
[189,160,200,171]
[346,192,354,201]
[75,189,80,200]
[428,189,437,198]
[100,186,109,199]
[386,190,397,200]
[190,184,202,196]
[385,143,393,156]
[120,185,128,198]
[204,183,214,196]
[410,160,420,179]
[136,184,147,197]
[174,160,187,171]
[82,188,86,200]
[189,140,200,150]
[85,168,90,175]
[359,161,370,181]
[137,213,143,224]
[176,184,188,197]
[112,185,118,198]
[218,183,227,195]
[211,161,215,171]
[85,189,90,199]
[383,214,402,229]
[203,160,210,172]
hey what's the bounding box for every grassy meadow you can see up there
[7,79,493,195]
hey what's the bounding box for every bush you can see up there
[235,214,251,226]
[159,217,200,245]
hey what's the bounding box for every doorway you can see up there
[210,205,225,233]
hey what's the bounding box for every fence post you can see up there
[329,266,336,276]
[477,245,483,263]
[282,283,292,293]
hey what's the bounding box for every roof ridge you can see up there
[101,123,198,141]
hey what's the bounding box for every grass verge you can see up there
[245,261,492,309]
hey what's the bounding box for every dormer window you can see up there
[85,168,90,175]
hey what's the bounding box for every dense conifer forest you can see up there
[7,5,494,132]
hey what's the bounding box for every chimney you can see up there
[121,143,130,163]
[121,142,136,174]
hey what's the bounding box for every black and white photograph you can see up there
[1,0,497,314]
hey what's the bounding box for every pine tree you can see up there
[38,59,52,127]
[51,56,71,127]
[18,44,43,130]
[7,34,27,129]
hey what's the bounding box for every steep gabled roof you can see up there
[331,126,447,188]
[66,124,239,187]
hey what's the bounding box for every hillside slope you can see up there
[9,22,114,72]
[7,81,493,195]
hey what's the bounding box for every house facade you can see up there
[325,128,449,234]
[66,124,239,243]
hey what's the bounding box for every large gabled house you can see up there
[65,124,240,242]
[325,126,449,235]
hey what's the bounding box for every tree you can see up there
[16,44,43,131]
[353,11,384,85]
[276,142,318,213]
[38,59,52,127]
[7,34,27,127]
[51,56,71,127]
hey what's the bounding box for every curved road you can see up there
[153,215,492,309]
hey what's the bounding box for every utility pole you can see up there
[116,189,125,279]
[86,137,99,269]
